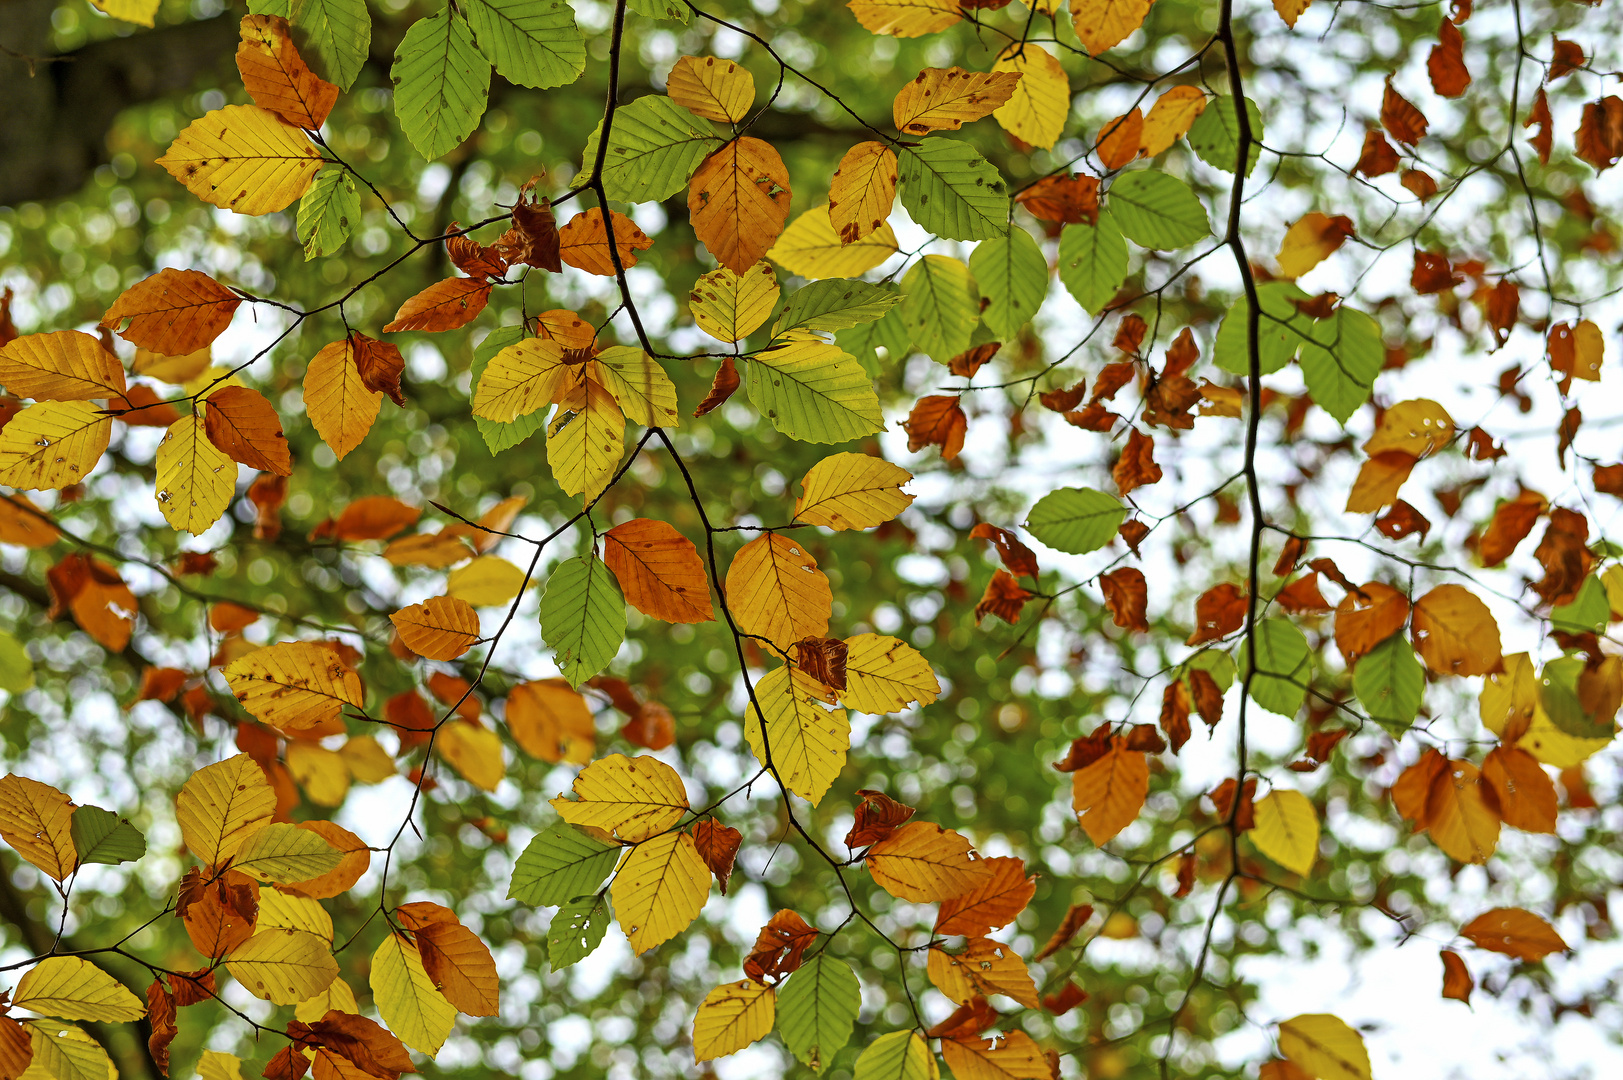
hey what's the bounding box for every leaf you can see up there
[1364,398,1453,456]
[304,336,382,461]
[610,829,710,954]
[1071,0,1152,55]
[1427,759,1500,864]
[0,332,126,402]
[13,959,144,1022]
[472,334,571,424]
[156,105,322,215]
[1248,790,1319,875]
[538,555,626,687]
[991,45,1068,149]
[558,208,654,275]
[1139,85,1208,156]
[383,278,492,334]
[939,1030,1050,1080]
[897,140,1008,242]
[1459,907,1567,961]
[1411,585,1501,676]
[395,903,500,1017]
[768,205,899,279]
[1070,737,1148,845]
[590,346,679,427]
[693,820,743,893]
[174,754,275,865]
[1277,1014,1372,1080]
[1345,452,1416,513]
[1025,486,1127,554]
[688,137,793,274]
[1187,95,1263,175]
[726,533,833,649]
[776,954,861,1073]
[1439,949,1473,1003]
[1057,211,1129,315]
[774,279,901,336]
[1294,305,1381,425]
[892,68,1021,136]
[0,776,78,882]
[828,143,899,244]
[1480,746,1556,833]
[68,806,145,866]
[228,928,339,1006]
[690,263,780,343]
[926,939,1038,1008]
[89,0,157,25]
[462,0,585,90]
[331,495,421,539]
[547,894,612,968]
[154,415,236,535]
[287,0,371,90]
[19,1022,113,1080]
[579,95,723,203]
[224,643,364,735]
[852,1030,938,1080]
[746,335,882,444]
[1214,280,1312,375]
[370,932,456,1055]
[935,856,1036,936]
[603,518,714,624]
[231,822,344,884]
[237,14,339,129]
[508,822,620,905]
[899,255,979,364]
[847,0,960,38]
[102,270,242,358]
[1276,212,1355,280]
[793,453,914,532]
[692,979,775,1062]
[667,55,755,123]
[390,596,482,660]
[1352,633,1423,732]
[745,665,851,805]
[840,633,939,713]
[392,10,490,160]
[1238,618,1313,718]
[257,887,333,940]
[970,227,1048,339]
[549,753,689,841]
[866,820,992,902]
[205,386,292,475]
[1107,170,1209,249]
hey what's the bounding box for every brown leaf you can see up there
[1480,746,1557,833]
[975,569,1032,624]
[1064,403,1119,431]
[935,856,1036,936]
[1411,250,1461,294]
[0,1018,35,1080]
[1091,360,1136,402]
[46,554,135,652]
[1575,96,1623,171]
[926,998,999,1040]
[116,384,182,428]
[263,1047,311,1080]
[794,637,849,692]
[1374,500,1431,542]
[1556,406,1581,468]
[1189,668,1223,727]
[1160,681,1191,753]
[396,903,500,1017]
[1274,536,1306,576]
[1478,489,1546,566]
[1118,519,1150,554]
[1042,981,1088,1016]
[331,496,421,541]
[1392,748,1448,831]
[101,269,241,356]
[1481,279,1518,345]
[558,208,654,276]
[1276,573,1332,615]
[904,395,967,460]
[1305,728,1347,763]
[1112,314,1147,355]
[1173,851,1197,898]
[1334,581,1409,665]
[446,225,510,280]
[1071,735,1149,845]
[1460,907,1567,961]
[1381,80,1429,144]
[693,819,743,894]
[1034,903,1094,961]
[1210,776,1256,831]
[619,701,675,751]
[1143,373,1201,429]
[743,910,820,983]
[949,342,999,377]
[1525,87,1553,164]
[147,979,177,1076]
[845,789,916,848]
[169,968,217,1008]
[1549,37,1585,80]
[1015,173,1100,225]
[1187,583,1247,645]
[353,337,407,407]
[381,278,492,334]
[694,356,741,417]
[1097,109,1144,170]
[969,523,1040,577]
[1038,381,1086,412]
[1440,949,1474,1003]
[205,386,292,475]
[1532,507,1592,605]
[1163,327,1200,377]
[495,182,562,272]
[1355,128,1399,176]
[1099,567,1148,631]
[287,1011,415,1080]
[1593,462,1623,497]
[1112,428,1162,496]
[1427,21,1471,97]
[1400,168,1438,202]
[177,866,259,957]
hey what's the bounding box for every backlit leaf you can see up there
[156,105,322,215]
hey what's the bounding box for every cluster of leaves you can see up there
[1,0,1622,1077]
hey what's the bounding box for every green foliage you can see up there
[538,555,627,687]
[1057,211,1129,315]
[1025,487,1127,554]
[392,9,492,161]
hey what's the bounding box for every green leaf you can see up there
[1238,618,1312,718]
[0,629,32,693]
[897,140,1008,242]
[1183,648,1237,693]
[1025,487,1126,554]
[971,226,1048,339]
[1057,211,1129,315]
[247,0,290,15]
[548,894,612,968]
[1540,654,1613,739]
[1107,171,1210,250]
[1215,281,1313,376]
[898,255,979,364]
[746,336,884,443]
[393,10,492,160]
[1352,634,1423,733]
[1298,306,1383,425]
[538,555,626,687]
[837,291,912,377]
[852,1031,933,1080]
[462,0,586,89]
[509,822,621,905]
[297,167,358,260]
[1188,96,1264,175]
[471,326,546,454]
[1551,576,1609,635]
[69,806,145,866]
[287,0,370,90]
[628,0,691,21]
[777,954,861,1074]
[774,280,902,336]
[577,96,723,203]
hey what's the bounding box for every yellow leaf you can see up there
[550,753,689,841]
[1138,84,1207,156]
[991,45,1070,150]
[175,754,276,866]
[439,721,506,793]
[293,974,358,1024]
[926,939,1039,1008]
[371,932,456,1055]
[865,820,993,902]
[610,830,710,954]
[90,0,159,25]
[794,453,914,531]
[0,332,127,402]
[304,337,382,462]
[589,347,681,428]
[384,532,475,569]
[846,0,961,37]
[667,56,754,124]
[471,338,571,423]
[1273,0,1311,27]
[257,888,334,942]
[1072,0,1153,55]
[232,822,344,885]
[506,680,596,764]
[547,377,624,502]
[223,643,364,736]
[338,736,398,784]
[768,205,899,279]
[155,415,236,535]
[447,556,528,607]
[940,1030,1049,1080]
[196,1050,243,1080]
[156,105,322,215]
[391,596,482,661]
[1481,654,1612,768]
[690,263,780,343]
[1277,1014,1372,1080]
[133,346,211,384]
[688,137,793,274]
[227,927,339,1006]
[1411,584,1501,676]
[744,665,851,806]
[1568,319,1604,381]
[692,979,776,1062]
[828,142,899,246]
[726,533,833,650]
[892,68,1022,136]
[12,959,144,1022]
[0,401,113,491]
[19,1021,114,1080]
[1071,739,1149,845]
[0,775,77,882]
[1277,212,1356,279]
[840,634,941,714]
[1248,790,1319,875]
[1343,451,1416,514]
[1363,398,1453,457]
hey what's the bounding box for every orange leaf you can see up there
[1345,451,1417,513]
[1426,758,1500,863]
[1477,489,1546,566]
[1426,21,1471,98]
[396,902,500,1016]
[331,497,421,541]
[390,596,482,661]
[742,909,819,983]
[602,518,714,624]
[1014,173,1099,225]
[904,395,967,460]
[846,788,916,848]
[865,820,993,903]
[204,386,291,476]
[382,278,491,333]
[0,494,59,548]
[1333,581,1408,665]
[725,532,831,649]
[1381,79,1429,144]
[236,14,338,129]
[1096,109,1144,169]
[1033,902,1093,961]
[1440,948,1473,1002]
[694,356,741,417]
[829,141,900,244]
[101,269,241,356]
[927,939,1039,1008]
[693,819,743,894]
[940,1030,1051,1080]
[1070,736,1148,845]
[1411,584,1501,676]
[975,569,1032,624]
[1276,573,1332,615]
[1187,583,1246,645]
[1460,907,1567,961]
[304,335,383,461]
[558,208,654,276]
[688,137,793,273]
[935,856,1036,936]
[1355,128,1399,176]
[1391,748,1446,831]
[1112,427,1161,495]
[1480,746,1556,833]
[1099,567,1148,631]
[1575,96,1623,172]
